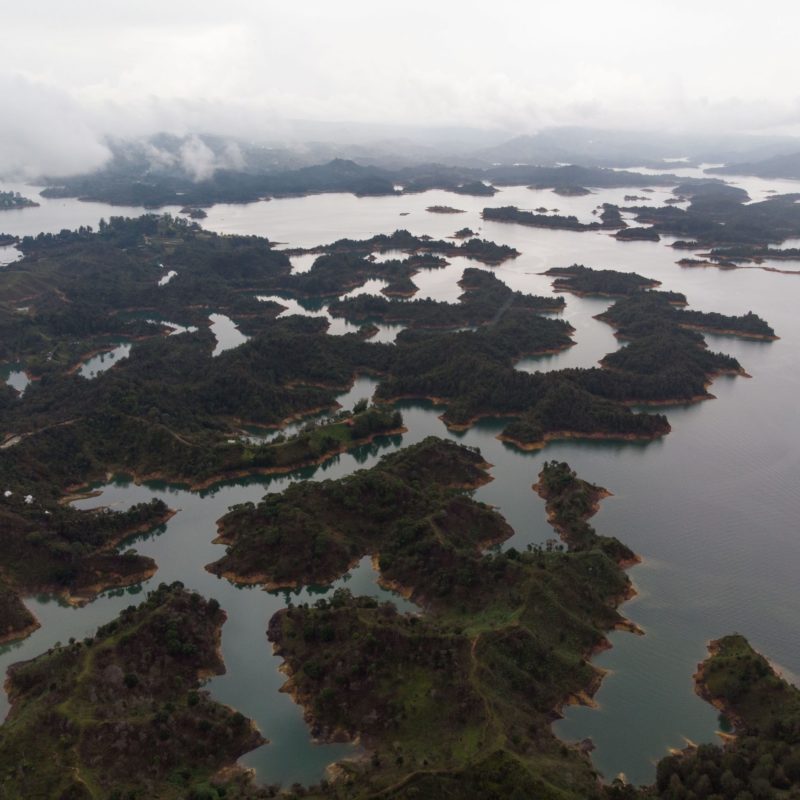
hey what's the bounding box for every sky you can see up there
[2,0,800,176]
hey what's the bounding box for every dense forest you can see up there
[260,454,638,798]
[329,268,565,329]
[0,190,38,210]
[482,205,602,231]
[285,228,520,266]
[212,437,510,595]
[0,205,788,798]
[37,157,678,208]
[0,221,774,624]
[0,583,268,799]
[623,181,800,245]
[544,264,665,298]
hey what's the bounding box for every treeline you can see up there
[641,635,800,800]
[330,268,564,329]
[599,291,776,339]
[38,158,676,209]
[289,228,520,266]
[545,263,665,298]
[624,182,800,246]
[0,583,265,798]
[708,245,800,263]
[482,205,602,232]
[261,454,634,798]
[0,190,38,210]
[213,436,511,595]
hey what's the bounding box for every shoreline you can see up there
[0,617,41,646]
[61,427,407,496]
[533,476,644,725]
[498,427,668,452]
[21,508,177,609]
[692,639,744,736]
[677,322,779,341]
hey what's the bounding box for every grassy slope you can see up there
[261,452,636,799]
[0,583,264,799]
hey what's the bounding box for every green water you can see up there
[1,174,799,786]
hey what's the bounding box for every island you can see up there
[329,267,566,329]
[0,582,266,799]
[0,190,39,210]
[284,228,521,266]
[622,180,800,246]
[646,634,800,799]
[214,449,640,798]
[482,205,602,232]
[0,219,776,639]
[210,437,510,593]
[180,206,208,219]
[550,186,591,196]
[614,227,661,242]
[543,264,668,299]
[425,205,465,214]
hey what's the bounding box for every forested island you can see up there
[0,206,788,798]
[647,634,800,800]
[543,264,667,298]
[224,450,640,798]
[284,228,521,266]
[426,205,465,214]
[329,268,566,329]
[0,583,268,799]
[551,186,591,196]
[0,190,38,210]
[623,180,800,245]
[35,157,675,209]
[482,205,602,231]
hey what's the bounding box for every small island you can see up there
[543,263,666,298]
[425,205,465,214]
[179,205,208,219]
[453,226,476,238]
[0,191,39,211]
[482,205,602,232]
[614,226,661,241]
[551,186,591,196]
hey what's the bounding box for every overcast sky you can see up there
[3,0,800,176]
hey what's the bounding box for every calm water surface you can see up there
[1,174,800,786]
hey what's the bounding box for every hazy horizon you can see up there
[4,0,800,177]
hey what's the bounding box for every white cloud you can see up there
[0,74,111,178]
[2,0,800,178]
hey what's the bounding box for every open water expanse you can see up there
[1,170,799,786]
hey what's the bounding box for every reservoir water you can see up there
[1,175,799,786]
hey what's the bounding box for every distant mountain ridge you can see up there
[706,151,800,179]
